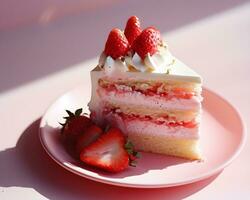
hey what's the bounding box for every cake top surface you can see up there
[92,57,201,83]
[95,16,202,83]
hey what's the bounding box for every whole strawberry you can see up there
[133,27,162,59]
[60,108,92,143]
[104,28,129,59]
[124,16,142,47]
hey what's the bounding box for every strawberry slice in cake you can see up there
[88,16,203,160]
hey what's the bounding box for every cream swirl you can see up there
[144,46,175,73]
[127,45,175,73]
[98,45,175,74]
[98,52,128,75]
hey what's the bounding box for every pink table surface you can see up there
[1,1,250,199]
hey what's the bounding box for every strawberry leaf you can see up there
[124,139,140,167]
[124,140,134,154]
[75,108,82,116]
[129,160,137,167]
[104,124,111,133]
[66,110,74,117]
[126,149,133,154]
[58,122,64,126]
[134,151,141,158]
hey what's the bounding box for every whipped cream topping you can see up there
[98,45,175,75]
[144,46,175,73]
[98,52,128,75]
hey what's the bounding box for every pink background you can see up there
[0,0,250,199]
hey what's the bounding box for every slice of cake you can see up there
[88,16,202,160]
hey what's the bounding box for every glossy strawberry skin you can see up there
[80,128,129,172]
[75,125,103,155]
[124,16,142,46]
[104,28,130,59]
[133,27,162,59]
[63,116,92,143]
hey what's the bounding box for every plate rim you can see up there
[39,86,247,188]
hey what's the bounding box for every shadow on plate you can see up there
[41,123,191,178]
[0,118,221,200]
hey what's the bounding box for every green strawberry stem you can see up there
[124,139,140,167]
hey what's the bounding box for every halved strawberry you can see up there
[104,28,130,59]
[124,16,142,47]
[133,27,162,59]
[75,124,103,155]
[80,128,130,172]
[60,108,92,143]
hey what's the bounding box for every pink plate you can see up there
[39,86,246,188]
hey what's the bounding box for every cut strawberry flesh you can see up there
[80,128,129,172]
[75,125,103,155]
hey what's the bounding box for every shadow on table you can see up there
[0,118,221,200]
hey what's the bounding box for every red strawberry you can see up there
[104,28,129,59]
[80,128,129,172]
[75,125,103,155]
[60,109,92,143]
[133,27,162,59]
[124,16,142,46]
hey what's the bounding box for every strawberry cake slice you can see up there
[88,16,203,160]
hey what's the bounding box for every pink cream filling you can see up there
[102,107,197,128]
[97,87,201,110]
[99,82,197,100]
[99,111,199,139]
